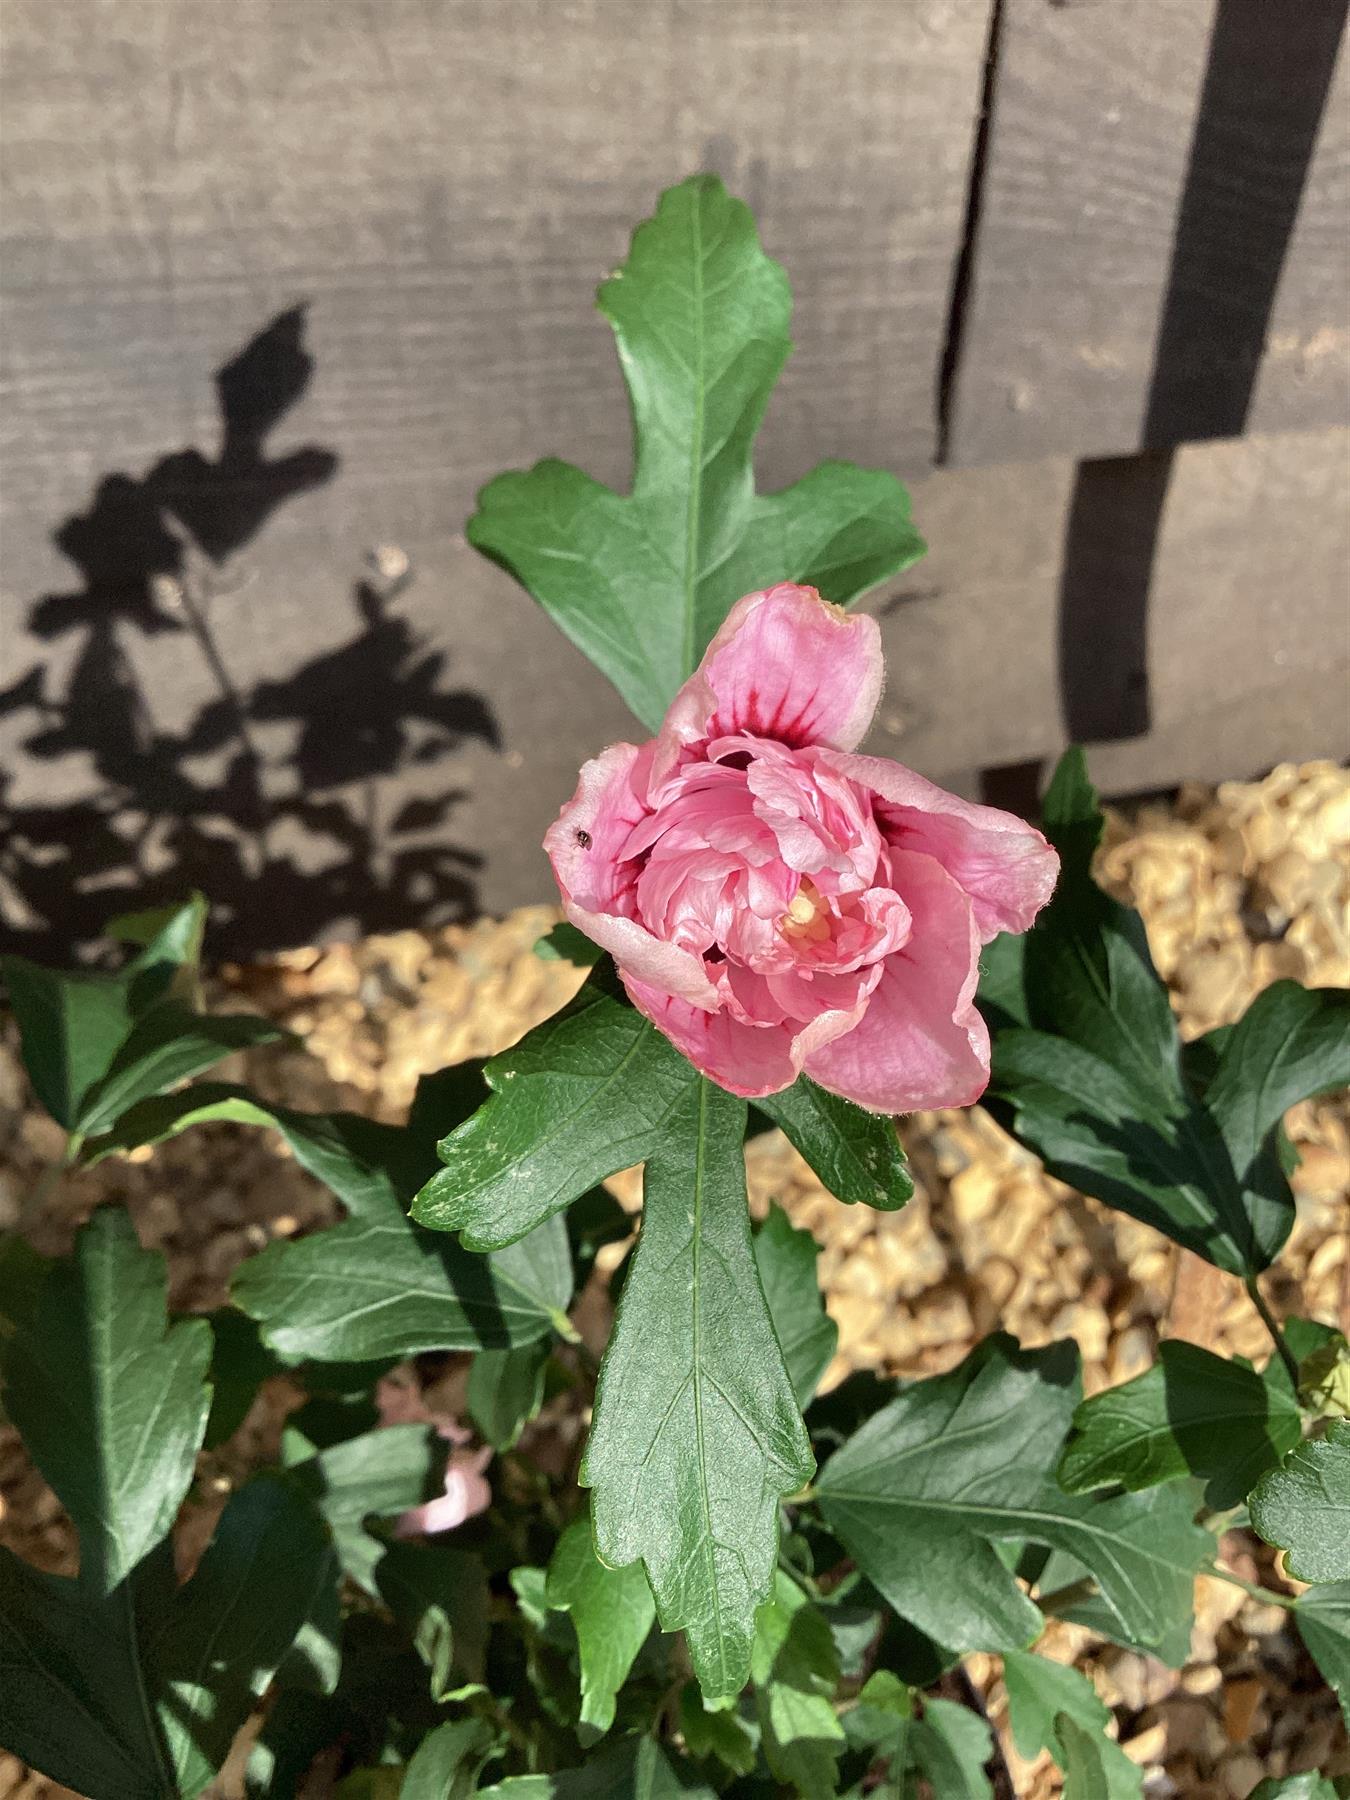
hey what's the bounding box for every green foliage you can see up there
[467,173,924,731]
[1248,1776,1341,1800]
[679,1683,757,1775]
[89,1070,573,1361]
[545,1512,657,1737]
[750,1571,846,1798]
[0,1470,333,1800]
[980,750,1350,1275]
[1250,1420,1350,1582]
[1,1208,211,1594]
[816,1335,1208,1655]
[583,1078,814,1701]
[1003,1651,1141,1798]
[413,967,696,1249]
[479,1735,717,1796]
[1058,1338,1303,1509]
[1293,1581,1350,1728]
[909,1696,994,1800]
[469,1340,553,1451]
[753,1204,838,1409]
[754,1077,914,1211]
[1,895,283,1142]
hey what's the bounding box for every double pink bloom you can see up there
[546,585,1058,1113]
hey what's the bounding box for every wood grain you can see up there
[945,0,1350,466]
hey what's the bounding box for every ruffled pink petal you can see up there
[819,751,1058,944]
[623,976,800,1097]
[803,849,989,1113]
[652,585,883,781]
[545,742,719,1009]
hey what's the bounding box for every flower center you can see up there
[780,878,831,943]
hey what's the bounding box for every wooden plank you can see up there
[945,0,1350,466]
[3,406,1345,957]
[0,0,991,565]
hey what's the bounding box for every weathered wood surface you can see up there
[0,0,994,954]
[945,0,1350,466]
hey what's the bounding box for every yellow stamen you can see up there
[781,880,831,942]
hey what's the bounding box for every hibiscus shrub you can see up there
[1,175,1347,1799]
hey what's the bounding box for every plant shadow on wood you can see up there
[0,305,498,960]
[982,0,1348,811]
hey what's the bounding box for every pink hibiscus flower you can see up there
[545,584,1058,1112]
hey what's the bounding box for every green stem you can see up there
[1245,1274,1299,1386]
[1202,1559,1297,1612]
[1036,1575,1098,1615]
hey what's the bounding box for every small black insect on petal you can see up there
[575,829,592,849]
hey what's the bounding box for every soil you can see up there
[1,760,1347,1799]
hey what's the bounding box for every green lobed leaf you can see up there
[679,1682,757,1776]
[815,1335,1209,1655]
[468,1340,552,1451]
[1057,1338,1303,1509]
[88,1070,572,1360]
[1003,1651,1141,1799]
[841,1668,912,1794]
[1250,1421,1350,1583]
[0,1471,331,1800]
[1,1206,212,1595]
[980,751,1347,1276]
[1,896,284,1140]
[148,1472,338,1797]
[754,1077,913,1211]
[909,1697,993,1800]
[398,1718,493,1800]
[412,967,696,1250]
[1293,1581,1350,1728]
[753,1204,838,1409]
[467,173,924,732]
[1055,1712,1142,1800]
[582,1077,814,1701]
[750,1570,845,1799]
[284,1421,448,1596]
[545,1511,657,1736]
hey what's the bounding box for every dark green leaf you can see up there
[753,1204,837,1408]
[91,1074,572,1361]
[750,1570,845,1799]
[1293,1581,1349,1728]
[0,1547,165,1799]
[468,173,924,731]
[0,1471,331,1800]
[841,1669,912,1791]
[545,1512,657,1735]
[399,1718,493,1800]
[755,1078,913,1211]
[679,1682,757,1775]
[1055,1712,1141,1800]
[375,1539,490,1696]
[468,1340,552,1450]
[1003,1651,1141,1798]
[534,922,603,967]
[583,1078,814,1701]
[816,1335,1208,1654]
[1248,1776,1340,1800]
[1250,1421,1350,1582]
[1057,1339,1302,1509]
[75,1001,285,1137]
[412,969,695,1249]
[1,1207,211,1594]
[981,751,1341,1276]
[478,1734,717,1796]
[148,1472,337,1796]
[910,1697,993,1800]
[285,1422,447,1596]
[203,1308,281,1449]
[1,955,140,1131]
